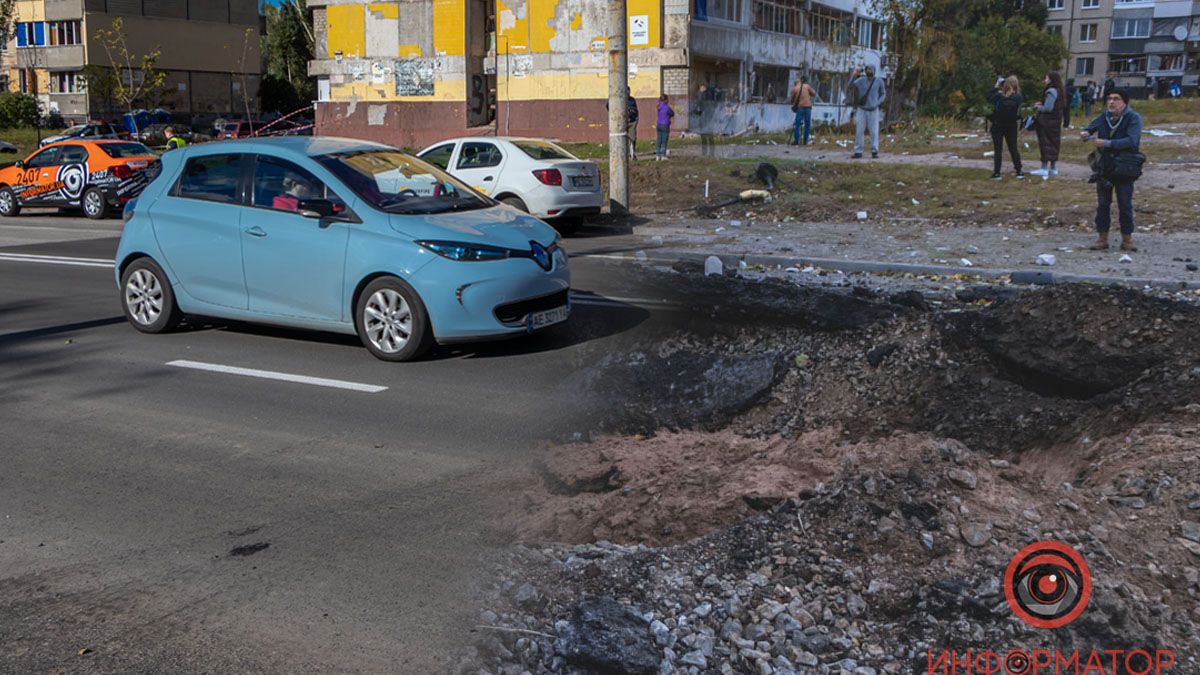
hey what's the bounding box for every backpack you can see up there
[626,98,639,124]
[992,96,1020,125]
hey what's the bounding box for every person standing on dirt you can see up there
[1102,72,1117,100]
[654,94,674,161]
[1084,80,1099,117]
[1081,88,1143,252]
[1030,71,1066,177]
[988,76,1024,180]
[789,76,816,146]
[847,65,886,159]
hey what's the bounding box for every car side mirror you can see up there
[297,198,335,219]
[14,160,23,168]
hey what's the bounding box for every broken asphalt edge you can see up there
[581,248,1200,291]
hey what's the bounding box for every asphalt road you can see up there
[0,210,666,673]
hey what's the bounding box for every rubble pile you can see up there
[462,280,1200,674]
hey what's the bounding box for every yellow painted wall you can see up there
[14,0,46,21]
[433,0,464,56]
[324,0,664,103]
[368,2,399,19]
[327,4,366,58]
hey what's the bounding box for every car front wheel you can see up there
[355,277,434,362]
[121,257,182,333]
[0,187,20,217]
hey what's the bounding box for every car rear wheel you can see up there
[82,187,107,220]
[0,187,20,217]
[121,257,182,333]
[355,277,434,362]
[500,196,528,213]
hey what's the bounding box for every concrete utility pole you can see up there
[607,0,629,215]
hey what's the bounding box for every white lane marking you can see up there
[166,359,388,394]
[0,252,114,268]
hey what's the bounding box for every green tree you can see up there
[81,64,119,117]
[92,17,168,134]
[0,91,40,128]
[262,0,315,112]
[946,15,1070,115]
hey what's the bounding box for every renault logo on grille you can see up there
[530,241,552,271]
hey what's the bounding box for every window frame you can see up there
[1081,0,1100,8]
[247,154,356,221]
[1112,17,1151,38]
[418,143,457,170]
[1076,57,1095,76]
[1047,0,1064,10]
[455,142,504,170]
[1080,23,1097,42]
[170,153,251,205]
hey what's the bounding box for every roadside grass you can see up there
[600,155,1200,234]
[0,127,47,163]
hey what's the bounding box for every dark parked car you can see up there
[40,123,130,147]
[216,120,266,140]
[137,123,194,147]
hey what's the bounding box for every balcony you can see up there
[45,0,84,21]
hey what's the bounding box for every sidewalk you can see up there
[615,217,1200,289]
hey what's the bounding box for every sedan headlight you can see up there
[417,240,511,262]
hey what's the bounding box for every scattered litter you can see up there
[650,235,664,246]
[856,211,869,221]
[836,140,851,148]
[767,139,778,145]
[950,133,979,139]
[935,134,947,139]
[1119,254,1133,264]
[704,256,724,276]
[802,266,817,274]
[78,648,91,657]
[1036,254,1057,266]
[634,250,648,262]
[784,267,800,273]
[738,189,771,202]
[729,220,743,227]
[966,245,979,254]
[1024,142,1030,149]
[1146,129,1183,137]
[793,353,810,367]
[959,258,974,267]
[738,260,747,268]
[947,155,960,160]
[983,151,995,158]
[704,180,709,199]
[714,227,725,233]
[908,251,921,258]
[911,198,920,206]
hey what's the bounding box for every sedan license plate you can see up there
[571,175,594,187]
[527,305,569,331]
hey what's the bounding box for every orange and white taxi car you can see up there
[0,139,161,220]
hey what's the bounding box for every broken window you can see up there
[750,65,791,104]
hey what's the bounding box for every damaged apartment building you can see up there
[307,0,887,147]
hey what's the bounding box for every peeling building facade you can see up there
[308,0,887,148]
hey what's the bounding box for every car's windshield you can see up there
[512,140,575,161]
[99,142,154,158]
[62,125,87,135]
[316,150,492,215]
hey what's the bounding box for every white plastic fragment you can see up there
[1119,254,1133,264]
[1036,254,1057,266]
[911,198,921,206]
[704,256,724,276]
[856,211,868,221]
[959,258,974,267]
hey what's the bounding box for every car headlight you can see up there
[416,240,511,262]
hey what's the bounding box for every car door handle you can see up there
[483,176,493,181]
[243,226,267,238]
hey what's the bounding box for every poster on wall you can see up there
[630,15,649,45]
[395,59,434,96]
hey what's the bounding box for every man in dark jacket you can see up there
[1081,89,1143,251]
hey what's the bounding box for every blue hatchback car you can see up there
[115,137,570,361]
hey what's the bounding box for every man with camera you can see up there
[1081,89,1143,252]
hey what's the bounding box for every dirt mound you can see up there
[510,430,951,547]
[465,412,1200,674]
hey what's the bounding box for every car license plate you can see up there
[572,175,594,187]
[527,305,569,331]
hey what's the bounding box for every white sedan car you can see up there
[416,137,602,234]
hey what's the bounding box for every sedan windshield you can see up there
[62,125,88,136]
[316,150,491,215]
